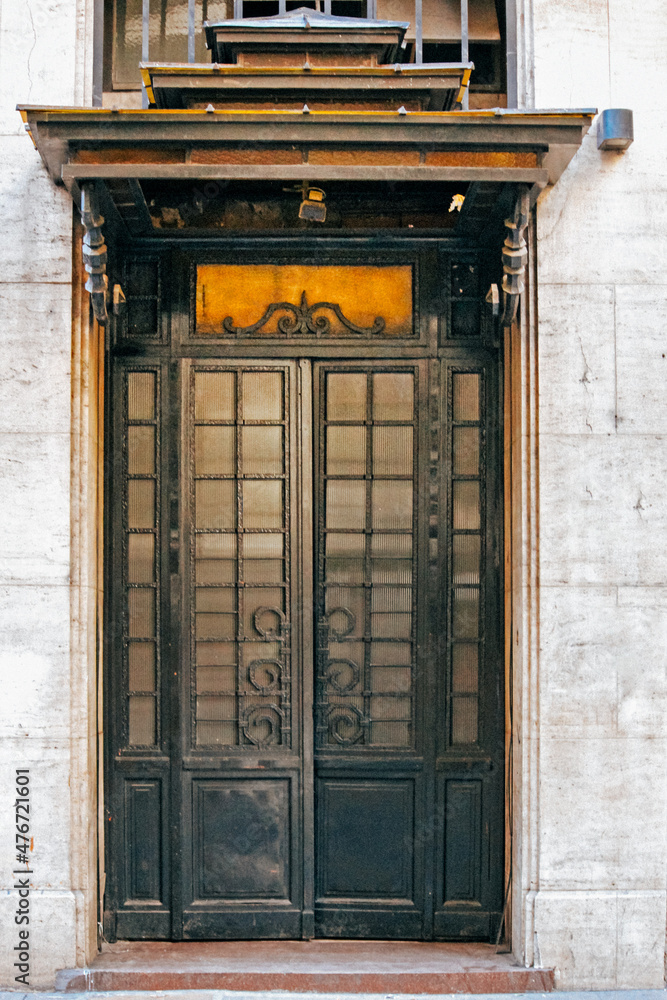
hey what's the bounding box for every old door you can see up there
[105,249,504,941]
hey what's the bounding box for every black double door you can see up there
[106,253,504,942]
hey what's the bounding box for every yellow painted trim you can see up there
[18,105,596,120]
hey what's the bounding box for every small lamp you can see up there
[299,186,327,223]
[597,109,634,151]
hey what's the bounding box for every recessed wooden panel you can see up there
[194,779,291,900]
[196,264,413,338]
[124,780,162,902]
[317,780,414,900]
[443,780,482,903]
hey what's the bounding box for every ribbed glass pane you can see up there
[241,426,283,475]
[452,372,480,422]
[452,481,480,530]
[197,641,237,667]
[326,480,366,530]
[371,613,412,638]
[371,586,411,612]
[453,426,479,476]
[244,588,284,633]
[242,480,282,529]
[127,371,155,420]
[244,533,283,559]
[244,559,284,583]
[128,642,156,692]
[196,613,237,639]
[371,666,412,692]
[196,588,236,613]
[195,371,235,421]
[128,589,155,637]
[195,533,236,583]
[127,426,155,475]
[370,641,412,665]
[242,641,281,665]
[196,720,238,746]
[370,721,410,746]
[372,426,412,476]
[197,694,236,720]
[242,371,282,421]
[196,479,236,529]
[452,534,481,584]
[128,696,155,746]
[452,587,479,638]
[371,695,411,719]
[327,372,366,421]
[372,480,412,529]
[327,425,366,476]
[451,696,478,744]
[326,532,365,583]
[195,426,235,475]
[197,533,237,559]
[372,373,413,421]
[196,558,236,584]
[371,558,412,584]
[371,533,411,558]
[452,644,479,693]
[127,533,154,583]
[196,664,236,693]
[127,480,155,529]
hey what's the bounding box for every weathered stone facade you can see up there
[0,0,665,989]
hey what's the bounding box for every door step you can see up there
[55,940,554,993]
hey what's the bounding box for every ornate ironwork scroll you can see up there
[223,290,385,337]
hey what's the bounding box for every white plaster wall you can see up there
[0,0,97,988]
[525,0,667,989]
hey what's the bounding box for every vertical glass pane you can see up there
[129,696,156,746]
[371,613,412,638]
[452,373,480,422]
[452,644,479,693]
[196,613,237,639]
[128,589,155,637]
[452,481,480,530]
[195,426,235,475]
[195,371,235,421]
[327,373,366,421]
[242,480,283,529]
[195,480,236,529]
[371,666,412,692]
[372,426,412,476]
[128,642,156,691]
[196,720,238,746]
[196,588,236,612]
[241,426,283,475]
[372,480,412,529]
[327,426,366,476]
[373,373,413,421]
[452,587,479,638]
[242,371,282,421]
[243,531,284,582]
[452,534,481,584]
[196,533,237,583]
[453,426,479,476]
[196,641,237,665]
[127,534,155,583]
[326,481,366,530]
[371,587,412,612]
[325,531,365,584]
[452,697,478,744]
[127,480,155,529]
[127,371,155,420]
[370,721,410,746]
[128,426,155,475]
[370,641,412,665]
[196,695,238,746]
[197,664,237,693]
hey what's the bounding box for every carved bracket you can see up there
[501,185,530,328]
[223,290,385,337]
[81,183,109,326]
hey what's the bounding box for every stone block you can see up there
[532,0,611,110]
[538,283,616,436]
[0,136,73,284]
[0,283,71,435]
[615,890,667,989]
[0,433,70,585]
[539,433,667,586]
[538,735,667,891]
[0,889,77,988]
[615,283,667,435]
[0,586,70,738]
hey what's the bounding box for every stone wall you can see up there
[0,0,98,987]
[518,0,667,988]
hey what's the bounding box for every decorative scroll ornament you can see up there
[501,185,530,328]
[80,183,109,326]
[223,290,385,337]
[326,704,366,746]
[242,705,284,747]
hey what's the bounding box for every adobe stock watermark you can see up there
[13,769,32,987]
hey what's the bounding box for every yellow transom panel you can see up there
[196,264,414,338]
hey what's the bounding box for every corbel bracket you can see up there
[501,185,530,328]
[81,183,109,326]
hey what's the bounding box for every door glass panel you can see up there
[129,642,156,691]
[128,426,155,475]
[452,426,479,476]
[452,372,480,422]
[195,370,235,421]
[326,481,366,530]
[327,425,366,476]
[327,373,367,421]
[372,480,412,529]
[452,481,480,530]
[129,696,156,746]
[196,480,236,529]
[452,534,481,584]
[241,426,283,475]
[127,534,154,583]
[242,371,283,421]
[128,589,155,637]
[127,480,155,529]
[372,372,413,420]
[243,480,283,529]
[372,426,412,476]
[195,426,235,475]
[127,371,155,420]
